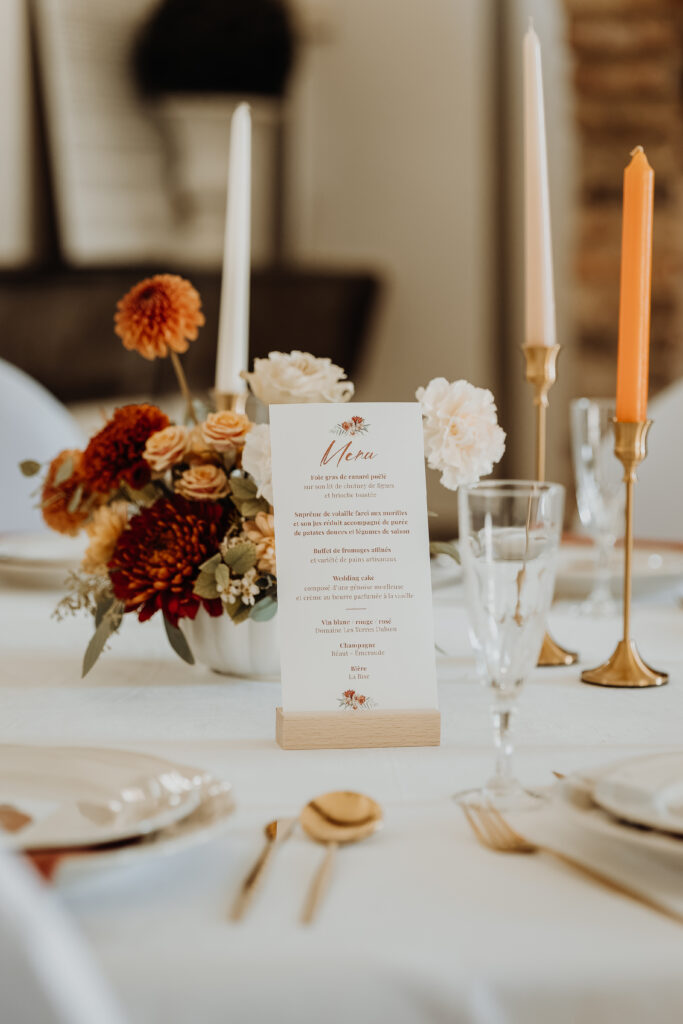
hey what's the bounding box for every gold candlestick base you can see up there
[581,639,667,688]
[522,344,578,668]
[539,632,578,667]
[581,420,668,689]
[212,390,248,414]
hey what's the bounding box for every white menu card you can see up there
[270,403,438,713]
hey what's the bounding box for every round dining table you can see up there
[1,573,683,1024]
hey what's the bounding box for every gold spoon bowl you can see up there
[299,791,382,924]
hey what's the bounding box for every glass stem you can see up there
[491,705,514,788]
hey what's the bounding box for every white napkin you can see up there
[0,850,124,1024]
[508,787,683,920]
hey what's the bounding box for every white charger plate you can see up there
[555,761,683,858]
[0,531,87,588]
[554,541,683,601]
[52,773,235,886]
[0,746,204,851]
[593,752,683,836]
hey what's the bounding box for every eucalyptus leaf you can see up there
[229,475,269,516]
[199,552,222,573]
[222,541,257,575]
[82,607,122,677]
[229,476,258,501]
[94,594,114,627]
[430,540,461,564]
[240,499,270,518]
[215,563,232,589]
[225,599,252,625]
[163,615,195,666]
[19,459,41,477]
[193,572,219,600]
[250,596,277,622]
[53,455,75,487]
[67,482,83,514]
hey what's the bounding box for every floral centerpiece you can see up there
[22,273,505,677]
[21,275,355,676]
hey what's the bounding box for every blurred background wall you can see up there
[0,0,681,533]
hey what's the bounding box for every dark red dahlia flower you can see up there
[108,495,228,626]
[82,404,170,494]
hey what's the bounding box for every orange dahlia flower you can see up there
[108,495,230,626]
[82,501,128,574]
[83,404,170,494]
[114,274,205,360]
[242,511,276,575]
[41,449,90,535]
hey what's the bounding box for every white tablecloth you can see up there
[2,581,683,1024]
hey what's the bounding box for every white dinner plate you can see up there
[0,746,204,851]
[555,772,683,859]
[592,752,683,836]
[51,772,235,886]
[0,531,87,588]
[554,541,683,601]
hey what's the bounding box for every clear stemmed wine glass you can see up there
[570,398,624,616]
[457,481,565,810]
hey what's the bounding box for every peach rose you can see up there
[201,411,251,452]
[143,424,189,473]
[82,501,128,574]
[175,464,230,501]
[242,511,276,575]
[182,425,209,463]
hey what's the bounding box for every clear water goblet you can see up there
[570,398,624,616]
[458,480,565,810]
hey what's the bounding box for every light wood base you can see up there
[276,707,441,750]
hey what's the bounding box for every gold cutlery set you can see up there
[232,782,682,928]
[231,791,383,925]
[460,800,683,926]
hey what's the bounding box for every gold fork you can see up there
[461,802,683,926]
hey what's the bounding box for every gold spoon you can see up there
[299,791,383,924]
[231,817,296,921]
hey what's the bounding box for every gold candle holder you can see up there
[581,420,668,688]
[212,390,248,414]
[522,344,578,667]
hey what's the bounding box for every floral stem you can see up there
[170,351,198,425]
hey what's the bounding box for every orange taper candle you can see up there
[616,146,654,422]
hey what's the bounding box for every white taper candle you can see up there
[523,23,556,347]
[215,102,252,393]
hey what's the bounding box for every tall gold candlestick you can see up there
[581,420,668,688]
[212,391,248,414]
[522,344,578,667]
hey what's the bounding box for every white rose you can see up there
[244,351,354,405]
[242,424,273,505]
[415,378,506,491]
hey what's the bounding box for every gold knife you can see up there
[230,817,296,921]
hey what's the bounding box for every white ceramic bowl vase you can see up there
[181,607,280,680]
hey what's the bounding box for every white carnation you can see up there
[244,351,354,405]
[416,378,506,491]
[242,424,273,505]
